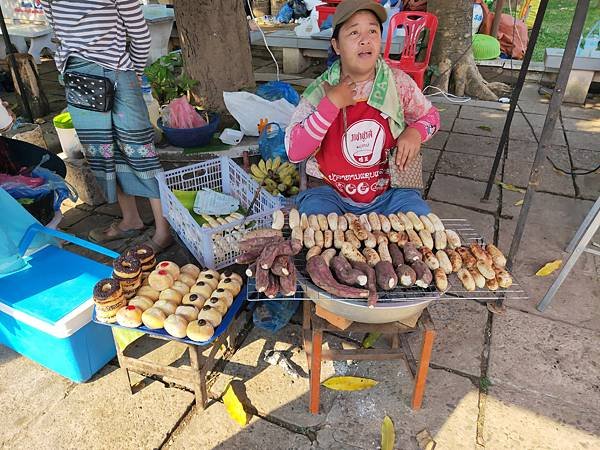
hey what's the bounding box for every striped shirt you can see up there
[40,0,151,74]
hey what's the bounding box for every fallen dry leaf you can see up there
[322,376,378,391]
[514,199,524,206]
[496,181,526,193]
[381,416,396,450]
[535,259,562,276]
[223,383,250,426]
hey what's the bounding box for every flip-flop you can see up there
[89,222,145,244]
[143,238,173,256]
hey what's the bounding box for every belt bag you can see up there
[63,71,115,113]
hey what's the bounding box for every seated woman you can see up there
[285,0,439,216]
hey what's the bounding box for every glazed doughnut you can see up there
[171,281,190,296]
[217,277,242,296]
[206,297,228,315]
[182,293,206,309]
[197,305,222,327]
[113,255,141,279]
[153,299,177,316]
[220,270,243,285]
[180,263,201,279]
[148,269,174,291]
[141,307,166,329]
[186,319,214,342]
[190,281,213,299]
[116,305,143,328]
[197,273,219,290]
[163,314,188,338]
[137,285,160,301]
[178,273,197,288]
[128,295,154,311]
[93,278,123,303]
[211,288,234,307]
[156,261,180,281]
[175,305,199,322]
[158,288,183,305]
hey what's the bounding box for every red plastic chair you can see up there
[383,11,438,89]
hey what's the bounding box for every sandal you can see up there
[89,222,145,244]
[143,238,174,256]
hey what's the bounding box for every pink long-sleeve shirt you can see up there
[285,68,440,177]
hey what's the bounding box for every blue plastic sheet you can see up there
[253,300,299,333]
[277,3,294,23]
[259,122,287,161]
[256,81,300,106]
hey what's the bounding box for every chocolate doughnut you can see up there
[93,278,122,303]
[125,244,155,265]
[113,255,141,279]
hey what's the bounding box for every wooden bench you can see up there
[545,48,600,104]
[251,29,404,74]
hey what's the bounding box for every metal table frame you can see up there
[302,302,436,415]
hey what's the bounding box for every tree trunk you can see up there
[8,53,49,119]
[173,0,255,112]
[428,0,506,100]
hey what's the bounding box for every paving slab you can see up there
[516,83,550,115]
[483,384,600,449]
[570,148,600,200]
[210,323,338,428]
[318,367,479,450]
[7,365,194,450]
[459,105,509,121]
[562,116,600,133]
[427,174,499,214]
[524,112,566,145]
[565,130,600,152]
[422,148,440,172]
[444,132,504,157]
[452,117,504,138]
[488,308,600,412]
[407,299,488,377]
[435,104,459,131]
[422,130,449,150]
[437,151,496,182]
[58,205,92,229]
[561,104,600,120]
[165,400,312,450]
[428,199,495,244]
[0,346,74,447]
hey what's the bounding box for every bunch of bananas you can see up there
[250,157,300,197]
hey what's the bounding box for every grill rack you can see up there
[246,218,529,304]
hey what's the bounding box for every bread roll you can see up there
[142,307,166,329]
[154,299,177,316]
[163,314,188,338]
[175,305,199,322]
[158,288,183,305]
[187,319,214,342]
[180,263,201,279]
[116,305,143,328]
[128,295,154,312]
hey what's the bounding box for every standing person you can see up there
[41,0,173,252]
[285,0,440,216]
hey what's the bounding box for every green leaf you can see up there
[535,259,562,276]
[362,332,382,349]
[322,376,378,391]
[477,125,492,132]
[223,383,250,427]
[381,416,395,450]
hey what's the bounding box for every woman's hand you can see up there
[395,127,422,171]
[323,75,356,109]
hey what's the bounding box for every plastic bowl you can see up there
[472,33,501,60]
[158,112,220,148]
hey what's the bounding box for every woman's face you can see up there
[332,10,381,78]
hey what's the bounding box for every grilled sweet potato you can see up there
[306,256,369,299]
[331,255,368,286]
[374,261,398,290]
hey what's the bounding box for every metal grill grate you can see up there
[246,218,529,304]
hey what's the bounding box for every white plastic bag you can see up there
[223,91,296,137]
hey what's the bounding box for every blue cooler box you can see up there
[0,224,118,382]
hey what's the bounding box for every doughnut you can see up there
[171,281,190,296]
[211,288,234,307]
[156,261,180,281]
[206,297,228,315]
[93,278,123,303]
[126,243,155,265]
[197,305,222,327]
[153,299,177,316]
[217,277,242,296]
[141,259,157,272]
[182,293,206,309]
[141,307,166,329]
[113,255,141,279]
[119,275,142,290]
[116,305,143,328]
[220,270,243,285]
[197,273,219,290]
[128,296,154,311]
[186,319,214,342]
[163,314,188,338]
[190,281,213,299]
[199,269,220,280]
[175,305,198,322]
[178,273,197,288]
[95,295,126,323]
[148,269,174,291]
[158,288,183,305]
[137,285,160,301]
[180,263,201,279]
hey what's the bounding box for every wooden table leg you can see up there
[411,328,436,410]
[309,328,323,415]
[303,302,312,371]
[188,343,206,409]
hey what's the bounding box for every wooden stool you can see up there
[302,302,436,414]
[112,328,231,410]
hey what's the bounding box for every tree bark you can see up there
[173,0,255,112]
[428,0,507,100]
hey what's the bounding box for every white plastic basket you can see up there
[157,157,280,269]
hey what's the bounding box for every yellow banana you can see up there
[272,156,282,171]
[265,158,273,171]
[250,174,264,184]
[280,175,293,186]
[258,159,267,172]
[264,179,277,190]
[251,163,267,179]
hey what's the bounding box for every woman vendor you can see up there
[285,0,439,216]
